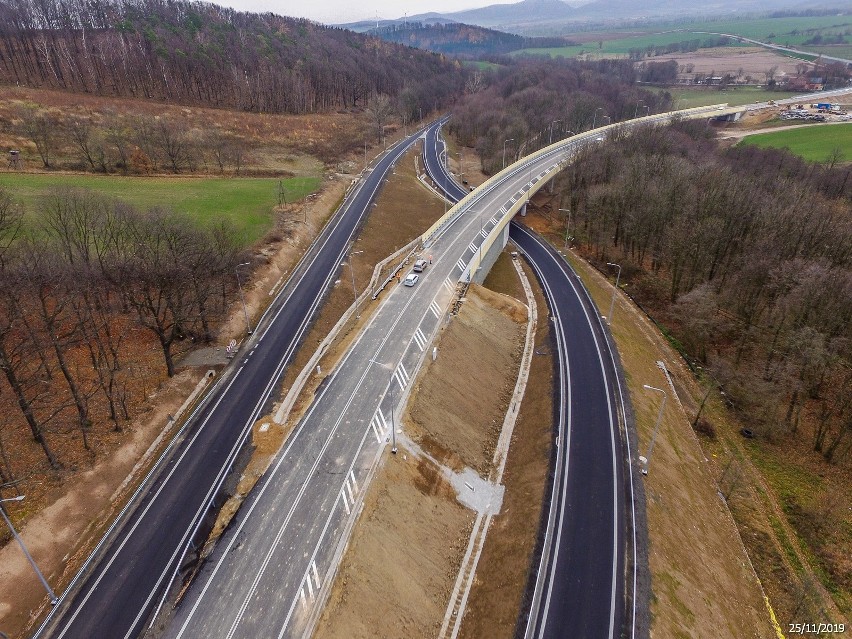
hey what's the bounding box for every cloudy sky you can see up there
[214,0,516,25]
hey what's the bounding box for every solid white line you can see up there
[516,225,620,639]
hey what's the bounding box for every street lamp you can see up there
[369,359,397,454]
[559,208,571,248]
[605,262,621,326]
[634,101,644,118]
[602,115,611,125]
[642,105,651,117]
[640,385,667,475]
[341,250,364,318]
[549,119,562,145]
[0,496,59,605]
[502,138,514,169]
[235,262,252,335]
[458,152,463,184]
[592,107,603,129]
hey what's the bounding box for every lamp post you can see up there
[0,496,59,605]
[235,262,252,335]
[606,261,621,325]
[602,115,611,125]
[640,385,667,475]
[369,359,397,454]
[549,119,562,144]
[341,250,364,318]
[592,107,603,129]
[502,138,514,169]
[364,140,368,170]
[559,208,571,248]
[634,101,644,118]
[458,152,463,184]
[642,105,650,117]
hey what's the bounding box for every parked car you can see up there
[403,273,419,287]
[413,259,428,273]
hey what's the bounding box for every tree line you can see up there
[553,121,852,463]
[0,0,464,115]
[7,105,251,173]
[447,58,672,174]
[0,186,245,479]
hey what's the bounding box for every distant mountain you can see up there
[367,21,576,58]
[341,0,843,36]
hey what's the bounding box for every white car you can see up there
[403,273,419,287]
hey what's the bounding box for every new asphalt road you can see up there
[422,123,639,639]
[161,117,608,639]
[34,122,440,639]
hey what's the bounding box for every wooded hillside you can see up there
[0,0,463,114]
[372,21,573,58]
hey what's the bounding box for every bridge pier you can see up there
[471,223,510,284]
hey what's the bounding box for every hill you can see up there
[0,0,462,114]
[370,22,574,58]
[349,0,841,36]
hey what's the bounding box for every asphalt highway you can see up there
[162,116,604,639]
[33,123,436,639]
[421,123,637,639]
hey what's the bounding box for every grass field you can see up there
[514,14,852,58]
[739,124,852,162]
[0,174,320,244]
[645,86,800,108]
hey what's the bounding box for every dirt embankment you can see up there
[314,275,529,639]
[458,251,556,639]
[406,284,526,475]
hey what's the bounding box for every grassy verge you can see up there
[739,124,852,162]
[0,173,320,244]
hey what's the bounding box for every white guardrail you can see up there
[420,103,741,251]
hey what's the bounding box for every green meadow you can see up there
[0,174,320,244]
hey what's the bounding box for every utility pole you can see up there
[0,496,58,605]
[605,262,621,326]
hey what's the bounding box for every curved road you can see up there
[421,123,639,639]
[34,122,439,639]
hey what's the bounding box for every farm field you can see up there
[0,174,320,244]
[739,123,852,162]
[645,86,800,108]
[514,14,852,59]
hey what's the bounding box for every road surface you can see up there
[422,122,639,639]
[34,123,437,639]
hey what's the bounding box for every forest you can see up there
[556,120,851,463]
[0,0,464,115]
[447,58,672,174]
[0,186,246,481]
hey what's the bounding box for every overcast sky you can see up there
[212,0,516,25]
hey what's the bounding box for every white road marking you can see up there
[370,416,381,443]
[430,300,442,317]
[467,241,478,253]
[339,491,350,515]
[456,258,466,271]
[311,560,321,590]
[349,469,358,493]
[480,229,488,239]
[489,216,498,225]
[413,328,427,351]
[442,278,454,292]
